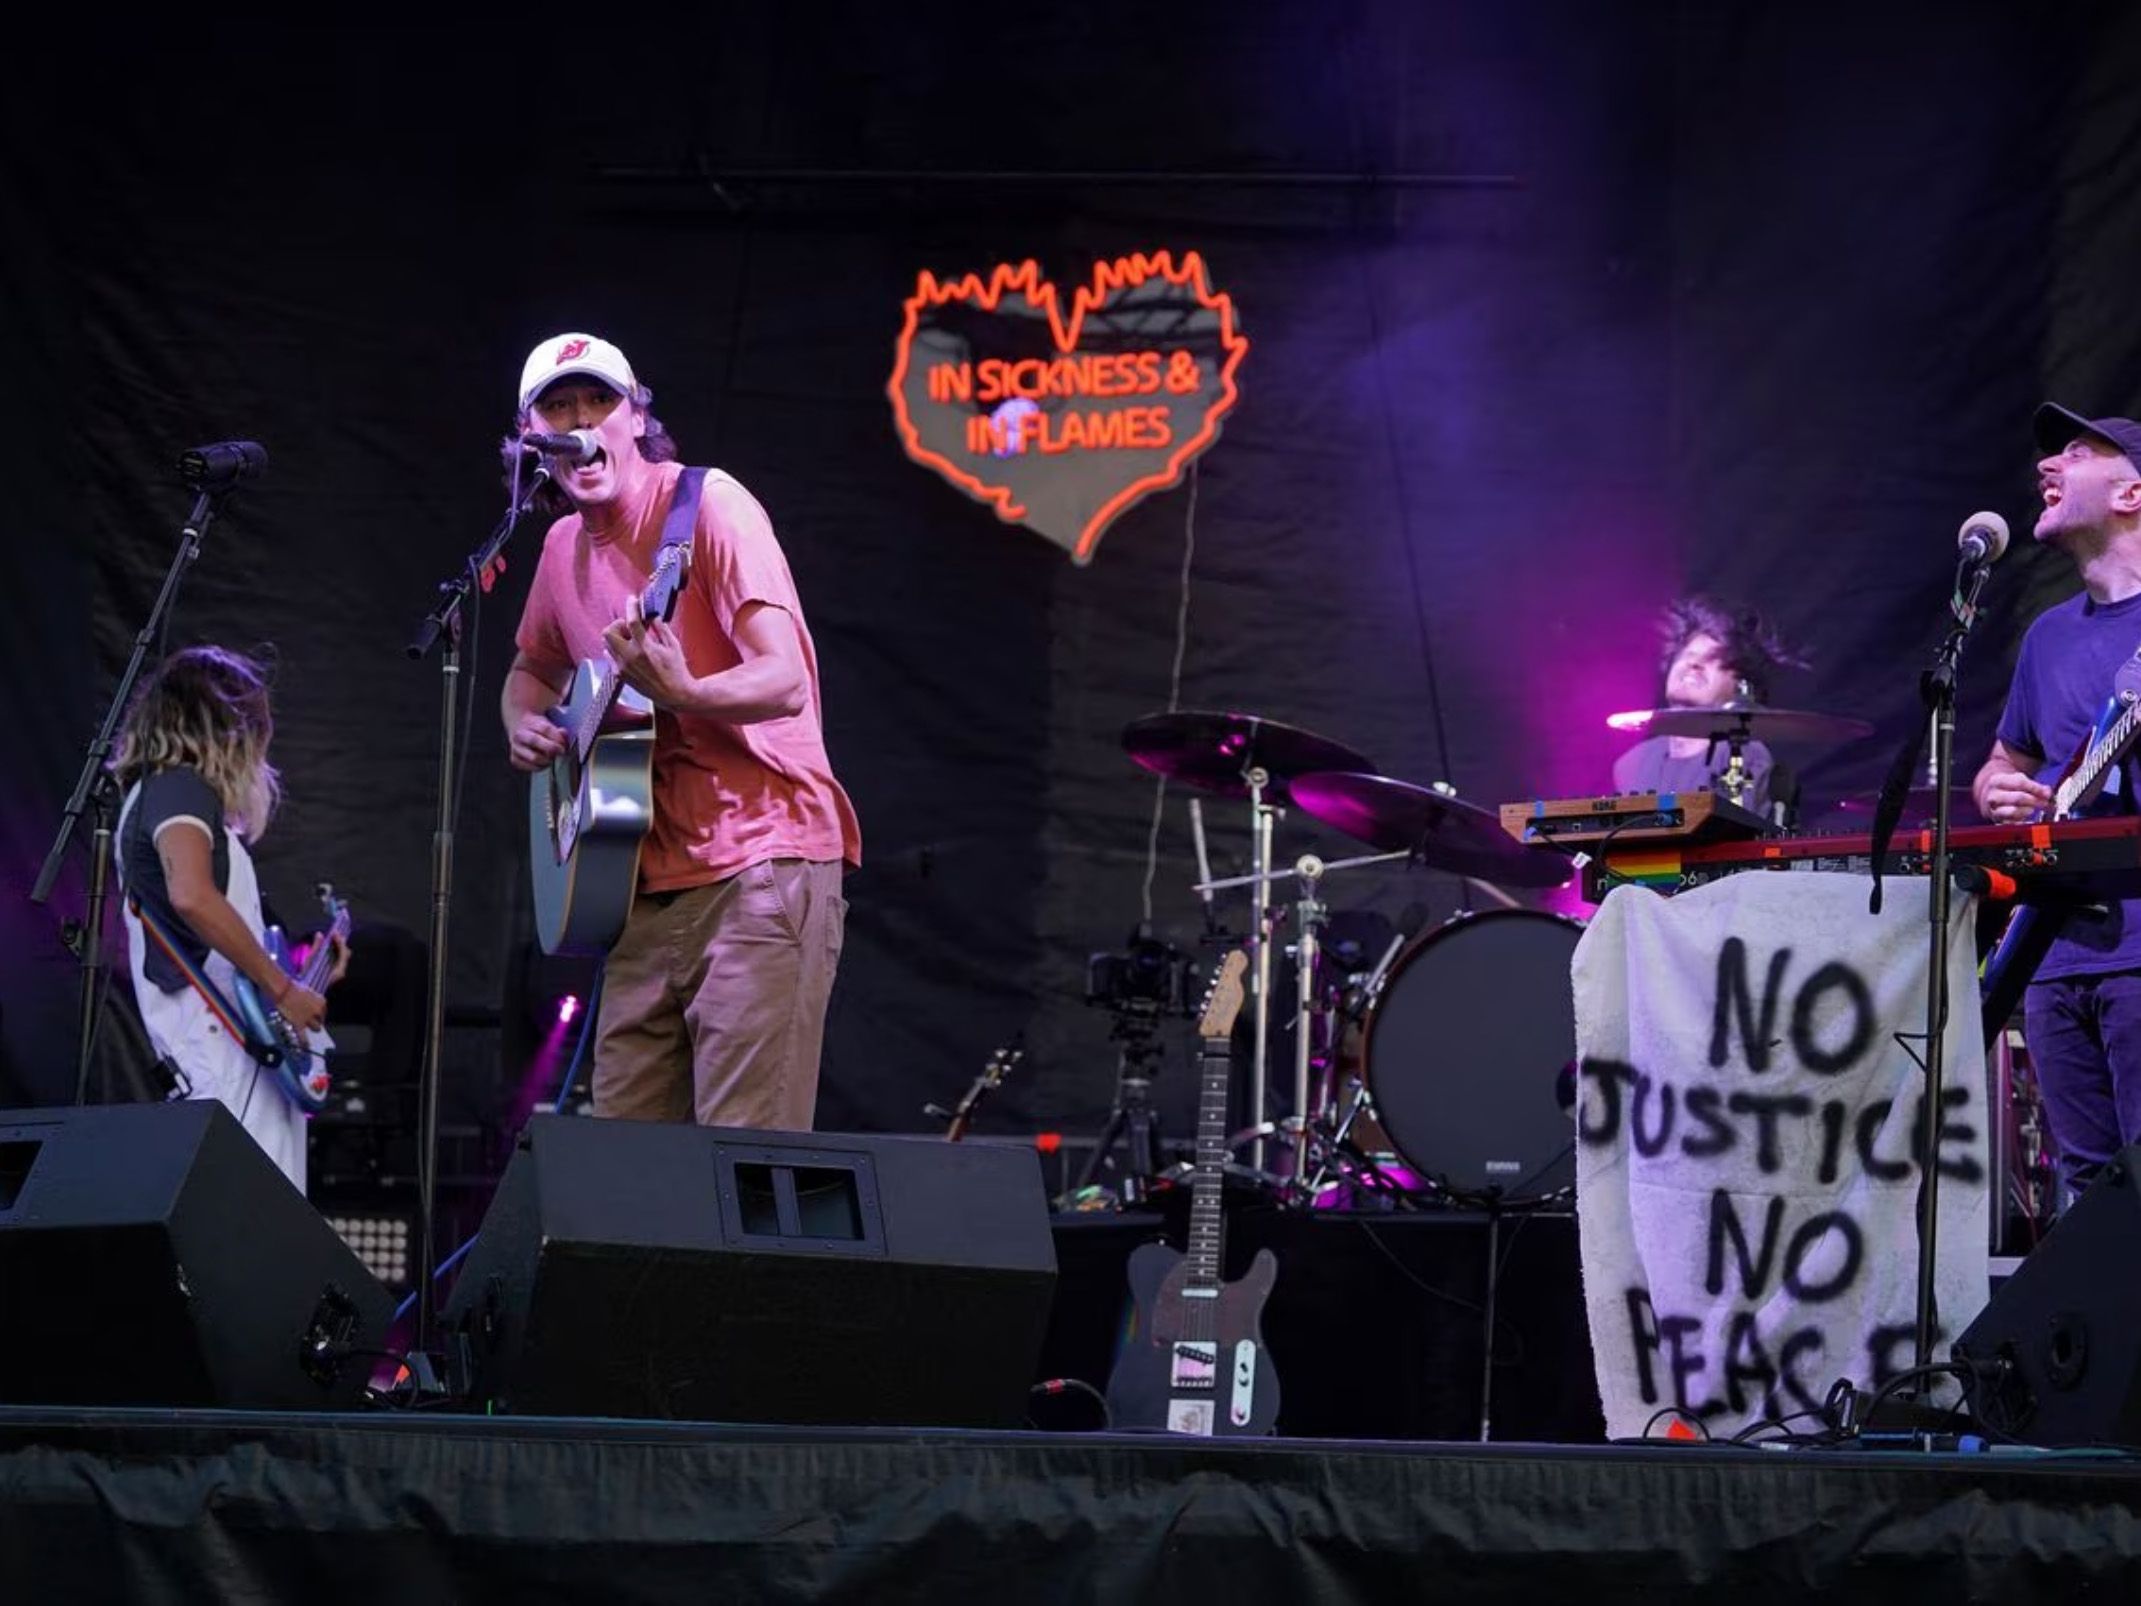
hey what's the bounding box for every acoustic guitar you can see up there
[527,539,693,955]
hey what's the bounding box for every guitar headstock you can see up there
[645,541,693,625]
[980,1044,1022,1088]
[1197,950,1249,1042]
[313,881,352,936]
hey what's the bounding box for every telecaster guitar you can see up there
[1105,949,1281,1437]
[231,882,350,1113]
[528,540,693,955]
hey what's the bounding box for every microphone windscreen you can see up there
[1958,510,2009,562]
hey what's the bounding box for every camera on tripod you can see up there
[1085,929,1195,1020]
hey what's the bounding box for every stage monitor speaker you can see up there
[1954,1145,2141,1448]
[441,1115,1058,1427]
[0,1100,396,1409]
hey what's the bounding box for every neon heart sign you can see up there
[888,251,1248,564]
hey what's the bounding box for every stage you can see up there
[3,1404,2137,1601]
[3,1197,2138,1602]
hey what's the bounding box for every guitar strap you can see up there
[125,894,285,1069]
[662,465,707,558]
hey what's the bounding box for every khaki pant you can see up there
[592,858,847,1130]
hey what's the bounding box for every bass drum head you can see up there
[1361,908,1583,1202]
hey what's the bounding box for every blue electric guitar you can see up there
[1106,949,1282,1437]
[528,539,693,955]
[231,882,350,1112]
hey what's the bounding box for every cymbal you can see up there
[1607,705,1875,745]
[1289,771,1573,889]
[1122,711,1375,801]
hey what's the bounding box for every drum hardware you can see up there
[1123,711,1378,1176]
[1279,853,1331,1198]
[1605,703,1876,811]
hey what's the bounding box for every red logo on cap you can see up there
[555,339,590,366]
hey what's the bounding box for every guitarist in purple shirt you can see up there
[1974,404,2141,1205]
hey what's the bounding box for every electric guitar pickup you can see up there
[1105,949,1281,1436]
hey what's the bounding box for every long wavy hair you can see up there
[503,380,680,519]
[1656,595,1808,705]
[110,645,281,841]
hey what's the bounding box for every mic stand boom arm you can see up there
[31,486,226,1105]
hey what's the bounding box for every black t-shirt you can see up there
[121,767,231,993]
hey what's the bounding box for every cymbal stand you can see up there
[1245,764,1279,1174]
[1283,854,1328,1198]
[1712,728,1755,808]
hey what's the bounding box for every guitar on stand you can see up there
[928,1044,1022,1142]
[1106,949,1282,1436]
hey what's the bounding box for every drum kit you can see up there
[1116,700,1876,1213]
[1120,709,1580,1213]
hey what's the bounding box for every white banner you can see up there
[1573,872,1990,1440]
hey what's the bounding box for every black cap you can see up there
[2034,403,2141,469]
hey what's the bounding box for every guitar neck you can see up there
[1184,1037,1231,1296]
[2059,698,2141,817]
[293,912,350,996]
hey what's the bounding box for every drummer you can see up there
[1611,595,1808,819]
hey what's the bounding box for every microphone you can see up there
[1958,511,2009,567]
[178,440,267,489]
[1951,510,2010,629]
[518,429,601,463]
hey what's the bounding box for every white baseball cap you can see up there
[518,332,638,412]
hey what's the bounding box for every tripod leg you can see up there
[1072,1106,1131,1193]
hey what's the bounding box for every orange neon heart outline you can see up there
[888,250,1249,564]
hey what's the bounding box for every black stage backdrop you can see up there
[3,4,2138,1154]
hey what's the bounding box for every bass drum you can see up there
[1360,908,1584,1203]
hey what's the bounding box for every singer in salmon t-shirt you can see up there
[501,331,861,1132]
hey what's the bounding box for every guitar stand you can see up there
[1069,1009,1169,1206]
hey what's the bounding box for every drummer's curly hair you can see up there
[1658,595,1807,705]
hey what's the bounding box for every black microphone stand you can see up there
[401,455,551,1362]
[30,484,229,1104]
[1867,554,1997,1386]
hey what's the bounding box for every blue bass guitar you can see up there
[232,882,350,1112]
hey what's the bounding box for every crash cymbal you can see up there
[1607,705,1875,745]
[1289,771,1573,889]
[1122,710,1375,801]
